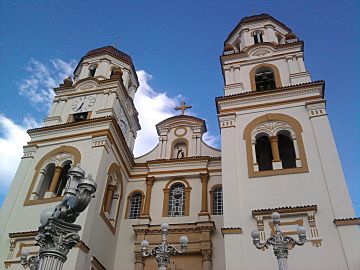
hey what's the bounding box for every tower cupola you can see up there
[221,13,311,96]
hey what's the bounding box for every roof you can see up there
[225,13,292,44]
[83,45,133,65]
[74,45,138,84]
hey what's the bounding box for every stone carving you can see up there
[251,120,294,139]
[47,152,75,167]
[202,250,212,261]
[252,49,271,57]
[78,82,96,91]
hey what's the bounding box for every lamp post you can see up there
[251,212,307,270]
[20,165,97,270]
[140,223,188,270]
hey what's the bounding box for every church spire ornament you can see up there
[175,99,192,115]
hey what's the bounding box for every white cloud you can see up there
[133,70,178,156]
[203,132,220,149]
[133,70,220,157]
[0,115,40,196]
[18,58,77,111]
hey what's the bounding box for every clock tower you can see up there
[44,46,140,150]
[0,46,141,269]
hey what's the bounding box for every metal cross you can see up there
[175,100,192,115]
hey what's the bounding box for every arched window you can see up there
[103,176,120,225]
[88,65,97,77]
[25,146,81,205]
[278,132,296,169]
[168,183,185,217]
[101,163,123,232]
[255,67,276,91]
[128,192,143,219]
[253,31,264,44]
[243,113,309,177]
[255,135,273,171]
[37,163,55,199]
[212,187,223,215]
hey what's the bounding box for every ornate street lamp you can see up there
[140,223,189,270]
[20,165,97,270]
[251,212,307,270]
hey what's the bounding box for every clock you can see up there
[72,95,96,112]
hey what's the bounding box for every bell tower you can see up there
[44,46,140,150]
[217,14,359,270]
[0,46,141,269]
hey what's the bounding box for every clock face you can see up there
[72,95,96,112]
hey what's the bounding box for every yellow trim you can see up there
[243,113,308,178]
[100,163,123,234]
[209,184,222,215]
[24,146,81,206]
[163,178,192,217]
[125,189,145,219]
[250,63,282,91]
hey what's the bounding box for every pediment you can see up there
[246,45,275,57]
[75,79,99,92]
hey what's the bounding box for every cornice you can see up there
[333,217,360,226]
[9,231,38,238]
[221,41,303,62]
[216,81,324,114]
[221,227,242,236]
[252,205,317,216]
[133,221,215,234]
[27,116,135,169]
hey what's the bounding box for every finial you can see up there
[175,98,192,115]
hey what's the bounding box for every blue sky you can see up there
[0,0,359,214]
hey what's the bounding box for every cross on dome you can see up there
[175,99,192,115]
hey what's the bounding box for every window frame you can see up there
[24,146,81,206]
[249,64,282,92]
[162,179,191,217]
[100,163,123,234]
[125,190,145,219]
[243,113,308,178]
[210,184,223,215]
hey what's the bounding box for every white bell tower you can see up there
[217,14,360,270]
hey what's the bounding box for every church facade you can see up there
[0,13,359,270]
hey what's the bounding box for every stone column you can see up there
[269,136,280,162]
[141,177,155,218]
[202,250,212,270]
[48,166,63,193]
[199,173,210,216]
[134,251,144,270]
[104,184,116,213]
[37,218,81,270]
[270,136,282,170]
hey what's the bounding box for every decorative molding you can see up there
[334,218,360,226]
[217,86,322,112]
[92,135,111,152]
[252,205,322,248]
[306,100,327,118]
[243,113,308,178]
[174,126,187,137]
[252,49,271,57]
[221,227,242,236]
[22,146,38,159]
[252,205,317,216]
[77,81,97,91]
